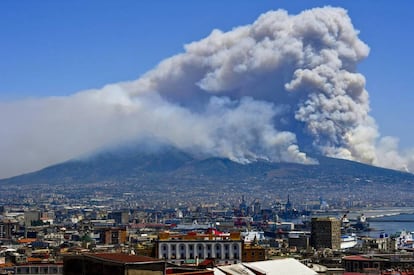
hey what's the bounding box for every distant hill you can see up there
[1,146,413,189]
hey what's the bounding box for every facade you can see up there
[288,231,310,250]
[63,253,166,275]
[0,218,19,240]
[108,211,130,225]
[0,264,63,275]
[155,231,243,266]
[361,235,394,252]
[242,245,266,262]
[24,211,41,227]
[343,254,414,273]
[103,227,127,245]
[310,217,341,250]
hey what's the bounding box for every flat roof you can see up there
[343,255,388,262]
[85,253,162,264]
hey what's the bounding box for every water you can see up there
[348,208,414,238]
[367,213,414,237]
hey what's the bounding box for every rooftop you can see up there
[86,253,162,264]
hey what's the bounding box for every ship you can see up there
[396,230,414,250]
[352,213,370,232]
[340,233,358,249]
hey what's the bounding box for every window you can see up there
[353,262,359,271]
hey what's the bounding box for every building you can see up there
[24,211,41,227]
[288,231,310,250]
[10,264,63,275]
[242,244,266,262]
[0,218,19,240]
[108,211,130,225]
[63,253,166,275]
[343,254,414,273]
[310,217,341,250]
[103,227,127,245]
[155,231,242,266]
[360,235,394,252]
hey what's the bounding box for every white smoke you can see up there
[0,7,412,179]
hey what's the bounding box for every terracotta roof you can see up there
[88,253,161,263]
[343,255,386,261]
[17,238,37,244]
[27,257,43,263]
[0,263,14,268]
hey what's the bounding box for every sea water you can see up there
[348,208,414,237]
[367,213,414,237]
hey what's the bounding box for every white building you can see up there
[156,231,243,266]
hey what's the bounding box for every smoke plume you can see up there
[1,7,412,179]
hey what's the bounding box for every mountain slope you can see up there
[1,147,413,187]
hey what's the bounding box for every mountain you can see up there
[1,147,413,188]
[1,146,413,204]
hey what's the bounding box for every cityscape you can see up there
[0,175,414,274]
[1,1,414,275]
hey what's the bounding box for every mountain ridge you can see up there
[1,147,413,187]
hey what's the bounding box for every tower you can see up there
[311,217,341,250]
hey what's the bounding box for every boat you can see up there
[340,233,358,249]
[352,213,370,231]
[396,230,414,250]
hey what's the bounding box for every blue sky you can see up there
[0,1,413,157]
[1,0,412,149]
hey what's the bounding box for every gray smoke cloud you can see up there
[0,7,412,179]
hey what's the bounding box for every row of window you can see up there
[12,266,63,274]
[171,260,239,265]
[162,252,239,260]
[161,244,240,251]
